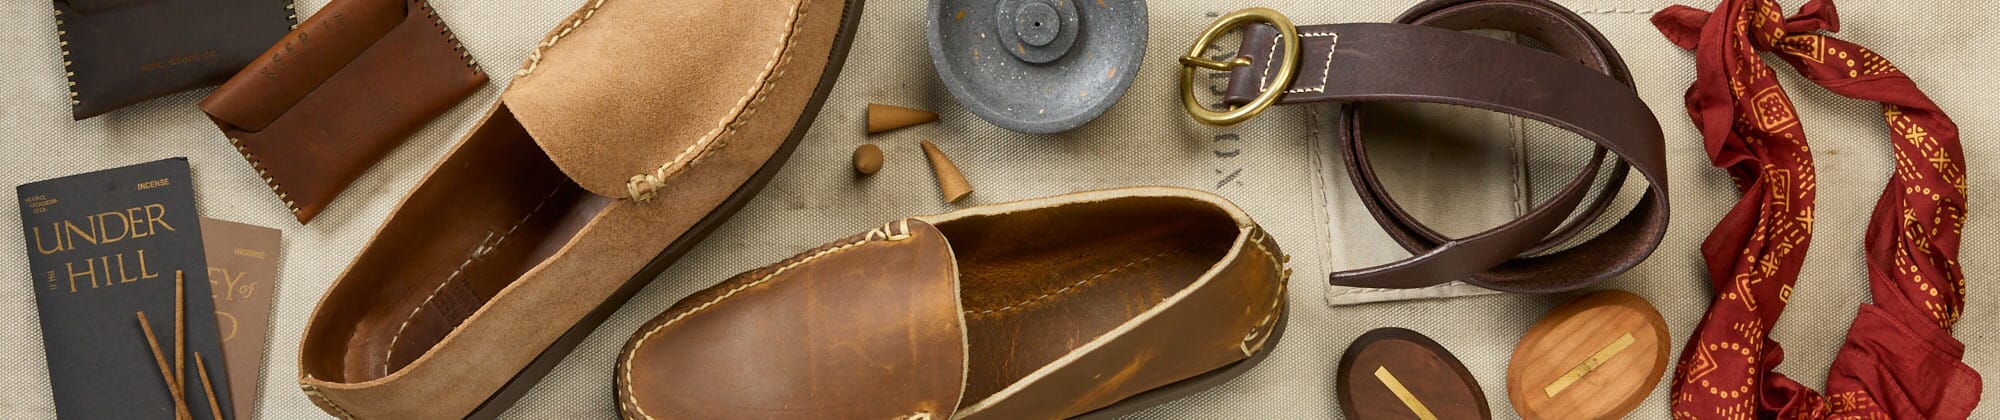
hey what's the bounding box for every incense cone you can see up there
[853,144,883,175]
[920,140,972,203]
[867,103,938,134]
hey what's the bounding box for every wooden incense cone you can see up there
[867,103,938,134]
[853,144,883,175]
[920,140,972,203]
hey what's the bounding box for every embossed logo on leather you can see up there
[137,50,218,73]
[261,13,350,80]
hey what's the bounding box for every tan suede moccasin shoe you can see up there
[615,187,1292,419]
[295,0,866,417]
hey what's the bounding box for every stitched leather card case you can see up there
[52,0,296,120]
[198,0,486,224]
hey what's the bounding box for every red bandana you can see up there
[1652,0,1980,418]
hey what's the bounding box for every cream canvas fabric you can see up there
[0,0,1993,418]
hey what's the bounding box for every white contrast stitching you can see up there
[967,250,1182,318]
[863,219,914,241]
[516,0,606,76]
[1260,32,1339,94]
[301,380,355,419]
[1258,31,1281,89]
[1326,281,1468,298]
[1285,33,1337,94]
[627,0,812,201]
[1240,228,1287,357]
[1573,7,1657,15]
[382,186,564,375]
[621,219,887,420]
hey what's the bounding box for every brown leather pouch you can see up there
[198,0,486,224]
[53,0,296,120]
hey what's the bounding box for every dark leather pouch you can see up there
[198,0,487,224]
[53,0,296,120]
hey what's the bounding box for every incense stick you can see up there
[138,312,192,420]
[174,270,186,400]
[195,353,223,420]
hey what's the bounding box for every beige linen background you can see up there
[1,0,1993,418]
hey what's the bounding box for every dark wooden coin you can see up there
[1507,290,1670,420]
[1338,327,1490,420]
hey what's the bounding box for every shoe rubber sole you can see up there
[1071,306,1289,420]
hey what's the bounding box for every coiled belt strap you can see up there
[1220,0,1669,293]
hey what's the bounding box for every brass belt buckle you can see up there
[1179,7,1299,126]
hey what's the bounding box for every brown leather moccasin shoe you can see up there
[615,187,1292,419]
[295,0,866,417]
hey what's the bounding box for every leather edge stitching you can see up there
[300,380,356,419]
[626,0,815,201]
[1258,32,1337,94]
[1240,228,1288,357]
[225,137,304,219]
[1572,7,1658,15]
[964,250,1184,318]
[52,8,79,108]
[381,185,565,376]
[419,0,484,74]
[618,218,906,419]
[515,0,605,77]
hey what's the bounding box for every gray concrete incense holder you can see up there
[926,0,1147,134]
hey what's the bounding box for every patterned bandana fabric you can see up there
[1649,0,1982,418]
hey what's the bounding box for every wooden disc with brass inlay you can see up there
[1507,290,1670,420]
[1338,327,1490,420]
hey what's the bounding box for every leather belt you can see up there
[1183,0,1669,293]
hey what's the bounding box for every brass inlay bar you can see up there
[1374,366,1439,420]
[1543,332,1637,398]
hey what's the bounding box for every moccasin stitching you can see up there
[300,380,356,419]
[516,0,606,77]
[1240,228,1288,357]
[627,0,815,201]
[964,249,1186,319]
[619,218,903,419]
[508,0,811,202]
[382,185,565,375]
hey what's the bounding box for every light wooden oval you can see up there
[1507,290,1670,420]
